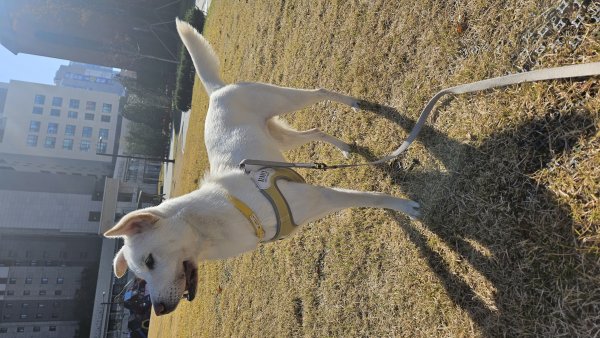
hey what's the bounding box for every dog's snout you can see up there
[153,302,174,316]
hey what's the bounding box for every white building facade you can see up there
[0,80,121,162]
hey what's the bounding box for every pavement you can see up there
[195,0,211,13]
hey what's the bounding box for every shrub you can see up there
[173,8,206,114]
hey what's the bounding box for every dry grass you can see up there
[151,0,600,337]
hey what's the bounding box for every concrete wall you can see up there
[0,152,113,177]
[0,190,102,233]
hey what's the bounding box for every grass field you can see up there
[150,0,599,337]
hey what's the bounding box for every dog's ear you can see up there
[113,247,128,278]
[104,211,161,238]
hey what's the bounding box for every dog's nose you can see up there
[153,303,167,316]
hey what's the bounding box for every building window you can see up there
[88,211,101,221]
[52,97,63,107]
[54,290,62,296]
[62,139,74,150]
[65,124,76,136]
[21,303,29,308]
[25,277,32,284]
[36,313,43,319]
[20,314,28,319]
[117,193,133,202]
[68,110,78,119]
[29,121,41,132]
[17,327,25,333]
[49,326,56,332]
[99,128,109,139]
[8,278,16,284]
[34,94,45,105]
[53,302,60,308]
[32,106,43,115]
[80,140,91,152]
[82,127,92,138]
[4,303,11,308]
[69,99,80,109]
[50,108,61,117]
[102,103,112,113]
[84,113,94,120]
[39,290,46,296]
[86,101,96,111]
[101,115,111,122]
[33,327,41,332]
[51,313,59,319]
[56,277,64,284]
[44,137,56,149]
[38,303,45,308]
[21,290,29,296]
[97,141,107,154]
[41,277,48,284]
[2,315,10,319]
[27,135,38,146]
[0,328,7,333]
[47,123,58,134]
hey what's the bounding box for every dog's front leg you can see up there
[278,181,421,225]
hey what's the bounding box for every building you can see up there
[0,73,129,337]
[54,63,126,97]
[0,0,183,74]
[90,119,163,338]
[0,152,111,337]
[0,232,102,338]
[0,80,121,163]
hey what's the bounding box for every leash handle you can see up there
[240,62,600,171]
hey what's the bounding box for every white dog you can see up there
[104,19,420,316]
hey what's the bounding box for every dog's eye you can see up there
[144,254,155,270]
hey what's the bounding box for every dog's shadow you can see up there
[355,99,597,336]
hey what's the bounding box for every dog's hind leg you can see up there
[279,181,421,225]
[228,82,361,119]
[267,118,351,158]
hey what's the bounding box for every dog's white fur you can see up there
[104,19,420,315]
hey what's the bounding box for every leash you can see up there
[239,62,600,171]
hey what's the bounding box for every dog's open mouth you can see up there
[182,260,198,301]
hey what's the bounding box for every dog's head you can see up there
[104,208,199,316]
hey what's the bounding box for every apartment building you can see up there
[54,63,126,97]
[0,80,120,162]
[0,232,102,338]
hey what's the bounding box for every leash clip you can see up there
[313,162,329,170]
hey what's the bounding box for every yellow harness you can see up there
[227,167,305,242]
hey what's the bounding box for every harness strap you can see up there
[227,194,265,241]
[240,62,600,171]
[252,167,305,241]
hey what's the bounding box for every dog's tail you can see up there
[175,18,225,95]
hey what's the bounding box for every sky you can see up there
[0,45,70,85]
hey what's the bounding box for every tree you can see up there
[121,99,167,130]
[125,122,168,157]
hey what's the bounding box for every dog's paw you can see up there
[353,100,383,112]
[339,142,352,159]
[400,200,421,220]
[350,99,364,112]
